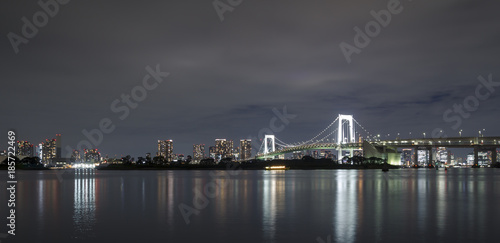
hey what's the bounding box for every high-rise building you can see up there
[478,151,488,166]
[17,141,34,157]
[36,143,43,160]
[42,138,57,163]
[465,152,489,165]
[240,139,252,161]
[467,153,474,165]
[436,147,450,165]
[417,150,429,165]
[401,149,413,166]
[215,139,233,161]
[157,140,174,162]
[193,144,205,163]
[39,134,62,163]
[84,149,101,163]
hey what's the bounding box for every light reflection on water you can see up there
[2,169,500,243]
[73,169,96,239]
[262,171,286,241]
[334,171,357,243]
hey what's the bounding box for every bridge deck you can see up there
[256,137,500,158]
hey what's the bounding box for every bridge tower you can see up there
[263,135,276,159]
[337,114,356,161]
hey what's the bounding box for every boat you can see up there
[265,165,289,170]
[48,164,65,170]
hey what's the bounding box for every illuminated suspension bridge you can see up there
[255,114,500,165]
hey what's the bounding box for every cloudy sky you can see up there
[1,0,499,159]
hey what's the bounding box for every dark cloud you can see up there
[1,0,499,159]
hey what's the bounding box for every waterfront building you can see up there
[401,149,412,166]
[215,139,233,161]
[240,139,252,160]
[17,140,34,157]
[84,149,101,163]
[158,140,174,162]
[193,144,205,163]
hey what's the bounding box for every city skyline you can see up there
[1,1,500,161]
[2,1,500,243]
[6,130,500,165]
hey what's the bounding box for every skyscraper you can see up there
[41,138,57,163]
[193,144,205,163]
[240,139,252,161]
[401,149,413,166]
[417,150,429,165]
[158,140,174,162]
[84,149,101,163]
[17,141,34,157]
[215,139,233,161]
[436,147,450,165]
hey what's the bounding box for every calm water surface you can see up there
[1,169,500,243]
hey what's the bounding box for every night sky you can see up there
[1,0,499,159]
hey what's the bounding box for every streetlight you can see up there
[479,130,481,137]
[423,132,426,139]
[459,129,462,137]
[482,129,485,137]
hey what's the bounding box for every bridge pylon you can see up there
[263,135,276,159]
[337,114,355,160]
